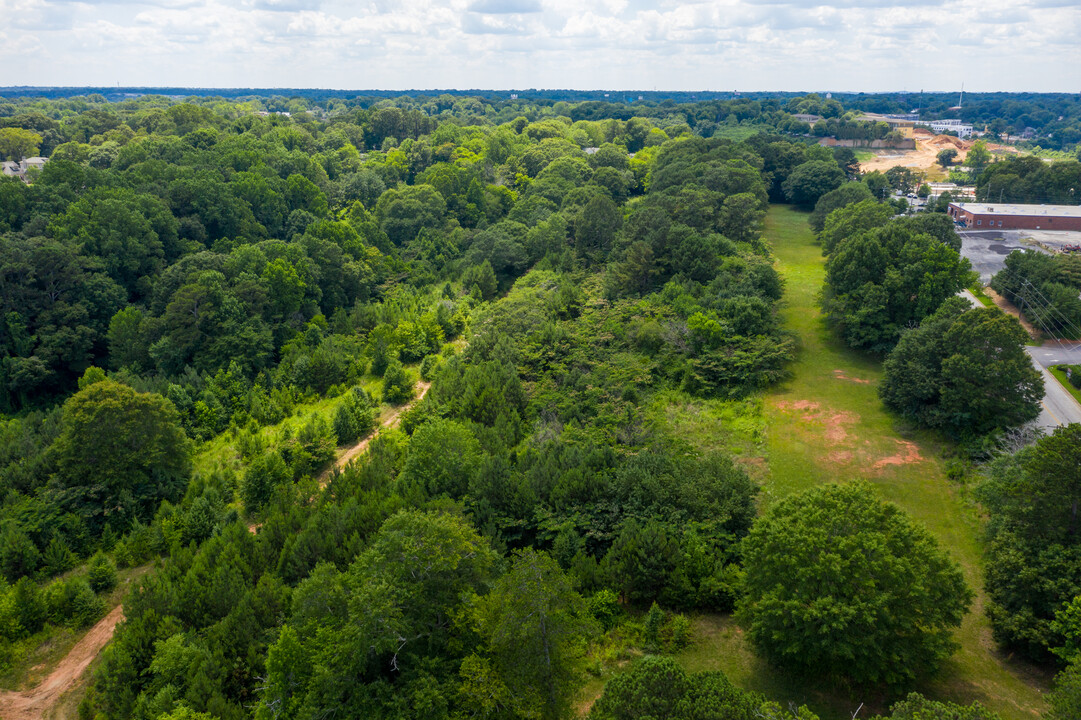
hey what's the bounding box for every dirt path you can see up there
[0,604,124,720]
[246,380,433,534]
[319,380,431,484]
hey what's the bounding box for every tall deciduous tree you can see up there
[48,379,191,532]
[880,298,1042,437]
[575,194,622,259]
[781,159,845,207]
[965,140,992,180]
[937,148,958,168]
[825,220,974,353]
[809,181,874,233]
[473,549,597,720]
[738,482,972,688]
[981,425,1081,661]
[0,127,42,160]
[718,192,764,245]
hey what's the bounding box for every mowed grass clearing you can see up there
[670,206,1051,719]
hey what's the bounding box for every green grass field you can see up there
[191,370,408,485]
[671,206,1051,719]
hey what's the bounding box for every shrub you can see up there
[419,353,441,382]
[382,359,415,405]
[87,551,118,593]
[589,656,762,720]
[282,415,337,478]
[44,576,104,628]
[588,589,623,631]
[241,451,291,512]
[664,613,692,651]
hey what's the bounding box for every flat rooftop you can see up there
[950,202,1081,218]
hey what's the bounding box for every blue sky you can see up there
[1,0,1078,91]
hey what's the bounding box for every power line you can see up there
[994,266,1081,338]
[990,266,1081,354]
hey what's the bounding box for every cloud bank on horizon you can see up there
[1,0,1077,92]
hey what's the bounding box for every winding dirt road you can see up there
[0,384,435,717]
[0,604,125,720]
[321,380,431,482]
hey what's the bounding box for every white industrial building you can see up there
[927,119,975,138]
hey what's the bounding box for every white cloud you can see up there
[0,0,1076,91]
[467,0,540,13]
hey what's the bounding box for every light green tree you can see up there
[0,127,42,160]
[49,379,191,532]
[965,140,992,179]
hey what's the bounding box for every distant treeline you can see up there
[3,88,1078,148]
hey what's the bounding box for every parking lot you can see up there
[956,228,1081,283]
[957,230,1042,283]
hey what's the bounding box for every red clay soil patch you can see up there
[872,439,923,469]
[827,450,854,463]
[0,605,125,720]
[775,398,923,472]
[775,399,821,413]
[833,369,872,384]
[823,411,859,443]
[774,400,859,445]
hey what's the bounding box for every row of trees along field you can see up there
[810,173,1081,717]
[0,93,1077,720]
[814,179,1044,442]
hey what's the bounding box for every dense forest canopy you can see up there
[0,89,1078,720]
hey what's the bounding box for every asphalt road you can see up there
[1027,342,1081,368]
[959,290,1081,430]
[1024,347,1081,430]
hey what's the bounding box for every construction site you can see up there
[858,127,1019,177]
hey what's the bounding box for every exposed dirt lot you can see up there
[858,129,1019,176]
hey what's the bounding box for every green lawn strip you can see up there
[1049,365,1081,406]
[969,285,996,308]
[671,205,1050,720]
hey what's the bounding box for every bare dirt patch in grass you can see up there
[735,455,769,483]
[873,439,924,470]
[774,400,859,446]
[823,411,858,443]
[775,399,819,413]
[833,369,872,384]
